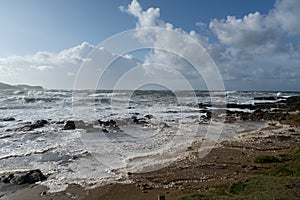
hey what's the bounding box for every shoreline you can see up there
[2,121,299,200]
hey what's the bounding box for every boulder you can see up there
[63,121,76,130]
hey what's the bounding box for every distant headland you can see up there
[0,82,43,90]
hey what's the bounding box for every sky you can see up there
[0,0,299,91]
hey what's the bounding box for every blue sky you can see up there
[0,0,299,91]
[0,0,275,56]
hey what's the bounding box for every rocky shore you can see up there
[0,95,299,200]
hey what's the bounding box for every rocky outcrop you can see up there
[223,96,300,122]
[6,120,48,132]
[0,169,47,185]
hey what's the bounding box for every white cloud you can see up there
[209,12,283,53]
[0,42,95,88]
[120,0,162,28]
[119,0,300,90]
[121,0,213,85]
[272,0,300,36]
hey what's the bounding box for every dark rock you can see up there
[165,110,178,113]
[286,96,300,111]
[98,119,117,127]
[131,116,149,125]
[63,121,76,130]
[144,114,153,119]
[0,117,15,122]
[102,128,109,133]
[30,120,48,129]
[12,120,48,131]
[254,96,276,101]
[198,103,211,108]
[1,169,47,185]
[227,103,256,110]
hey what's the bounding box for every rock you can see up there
[102,128,109,133]
[1,169,47,185]
[98,120,117,127]
[144,114,153,119]
[254,96,276,100]
[138,183,152,190]
[63,121,76,130]
[227,103,256,110]
[97,119,122,133]
[12,120,48,131]
[198,103,211,108]
[286,96,300,111]
[0,117,15,122]
[30,120,48,129]
[131,116,149,125]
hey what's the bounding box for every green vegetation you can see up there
[254,155,280,164]
[293,113,300,123]
[179,148,300,200]
[285,112,300,125]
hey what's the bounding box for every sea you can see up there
[0,89,299,192]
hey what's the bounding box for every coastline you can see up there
[2,121,299,200]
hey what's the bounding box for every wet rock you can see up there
[11,119,48,131]
[227,103,256,110]
[0,117,15,122]
[286,96,300,111]
[0,169,47,185]
[198,103,211,108]
[98,119,117,127]
[131,116,149,125]
[30,120,48,129]
[97,119,122,133]
[102,128,109,133]
[144,114,153,119]
[254,96,277,101]
[63,121,76,130]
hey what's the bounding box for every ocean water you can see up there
[0,90,299,192]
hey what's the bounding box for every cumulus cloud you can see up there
[121,0,214,88]
[209,0,300,54]
[118,0,300,90]
[0,42,95,88]
[209,12,283,53]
